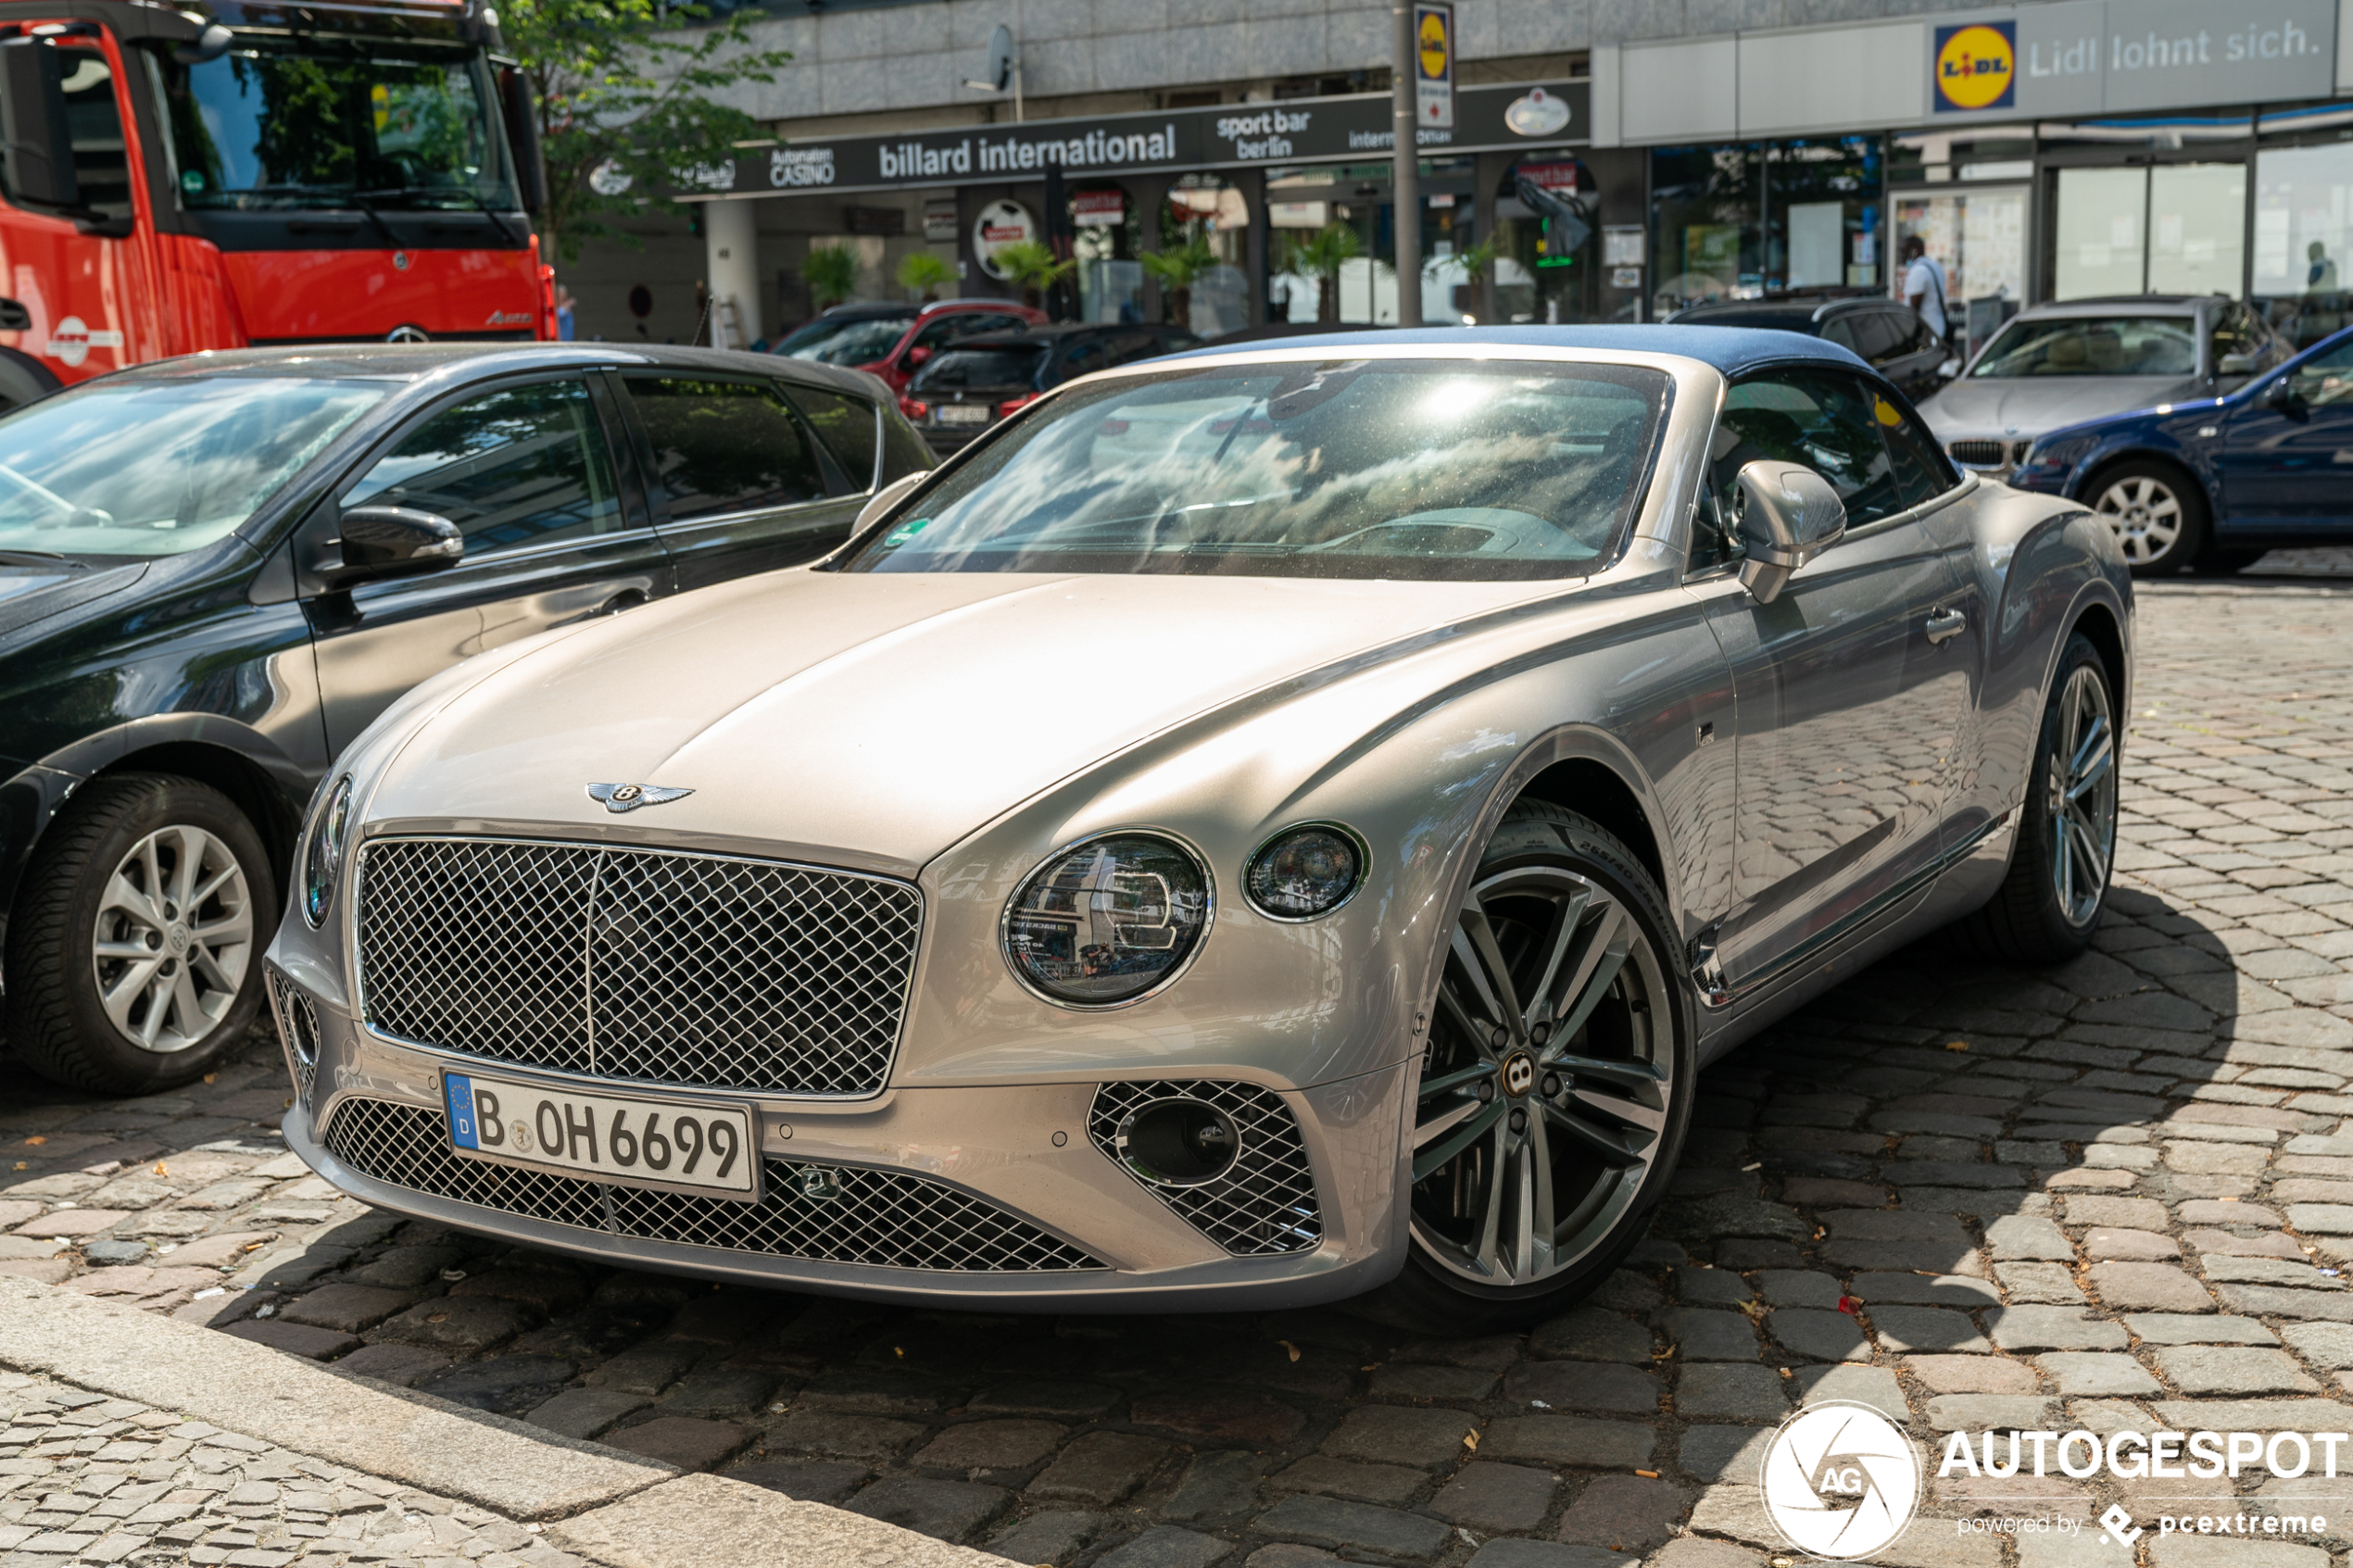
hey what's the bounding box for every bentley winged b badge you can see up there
[587,783,694,813]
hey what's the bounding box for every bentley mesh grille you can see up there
[1947,438,2012,468]
[354,837,922,1097]
[1088,1081,1322,1256]
[265,966,319,1105]
[322,1098,1101,1273]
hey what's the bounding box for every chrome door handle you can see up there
[1924,607,1968,645]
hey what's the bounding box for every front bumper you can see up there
[268,964,1410,1311]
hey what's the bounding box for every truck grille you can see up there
[1088,1080,1322,1256]
[354,837,922,1098]
[322,1098,1101,1273]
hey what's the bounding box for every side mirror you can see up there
[322,506,463,586]
[853,471,926,533]
[2218,351,2258,376]
[498,68,547,217]
[0,37,81,209]
[1732,459,1846,605]
[2266,379,2309,420]
[904,345,933,368]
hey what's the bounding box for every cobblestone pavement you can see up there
[0,1370,589,1568]
[7,565,2353,1568]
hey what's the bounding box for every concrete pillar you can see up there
[703,199,761,346]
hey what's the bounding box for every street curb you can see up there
[0,1276,1008,1563]
[549,1473,1007,1568]
[0,1275,673,1519]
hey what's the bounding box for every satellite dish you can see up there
[967,24,1014,93]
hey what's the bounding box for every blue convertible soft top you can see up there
[1166,323,1874,378]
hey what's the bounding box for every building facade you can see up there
[561,0,2353,355]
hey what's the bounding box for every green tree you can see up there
[897,251,956,302]
[991,240,1076,312]
[802,244,859,310]
[1139,232,1218,329]
[1283,223,1363,322]
[506,0,797,263]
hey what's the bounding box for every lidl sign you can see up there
[1933,20,2017,111]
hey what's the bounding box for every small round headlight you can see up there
[1245,824,1365,921]
[1003,833,1211,1007]
[301,774,353,927]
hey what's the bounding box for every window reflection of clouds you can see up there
[856,361,1667,580]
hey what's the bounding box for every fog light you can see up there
[1113,1098,1240,1187]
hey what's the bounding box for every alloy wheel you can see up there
[89,823,255,1054]
[2047,663,2118,927]
[1410,864,1673,1286]
[2093,475,2183,565]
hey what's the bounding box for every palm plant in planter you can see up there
[802,244,859,311]
[1284,223,1363,322]
[1432,237,1501,323]
[896,252,957,303]
[992,241,1076,311]
[1140,233,1219,330]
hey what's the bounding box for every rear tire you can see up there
[5,773,275,1096]
[1955,634,2119,963]
[2088,459,2208,576]
[1354,801,1695,1336]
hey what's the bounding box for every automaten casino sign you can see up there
[1934,20,2018,111]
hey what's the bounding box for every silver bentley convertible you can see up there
[264,327,2131,1332]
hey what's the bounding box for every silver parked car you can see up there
[1919,295,2288,476]
[263,327,2131,1332]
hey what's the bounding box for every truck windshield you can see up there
[157,43,516,211]
[0,377,390,558]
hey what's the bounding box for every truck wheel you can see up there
[1955,634,2119,963]
[1354,800,1694,1336]
[5,773,276,1096]
[2089,460,2208,576]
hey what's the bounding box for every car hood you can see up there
[1920,375,2196,437]
[366,568,1552,873]
[0,560,148,644]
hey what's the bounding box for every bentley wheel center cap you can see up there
[1504,1052,1536,1098]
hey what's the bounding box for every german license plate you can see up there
[443,1073,757,1199]
[937,404,991,425]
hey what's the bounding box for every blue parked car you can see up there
[2008,325,2353,576]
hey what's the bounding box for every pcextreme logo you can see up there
[1933,20,2018,112]
[1760,1402,1922,1561]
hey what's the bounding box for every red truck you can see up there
[0,0,547,409]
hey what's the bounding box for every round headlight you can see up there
[301,774,353,927]
[1002,834,1211,1007]
[1245,824,1365,921]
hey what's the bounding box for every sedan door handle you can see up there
[1924,607,1968,645]
[595,590,648,617]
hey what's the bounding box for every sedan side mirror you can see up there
[321,506,463,587]
[2266,379,2309,421]
[904,345,933,369]
[1732,459,1846,605]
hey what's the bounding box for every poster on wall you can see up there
[973,199,1038,280]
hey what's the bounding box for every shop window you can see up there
[1894,188,2026,358]
[1650,139,1883,317]
[1159,174,1250,338]
[1072,185,1143,325]
[2253,141,2353,345]
[2052,164,2245,302]
[1487,157,1599,324]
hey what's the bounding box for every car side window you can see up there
[788,385,881,491]
[1696,370,1906,570]
[2212,304,2265,371]
[1874,391,1960,508]
[623,377,828,521]
[342,378,626,553]
[1818,317,1861,355]
[909,316,971,354]
[2283,339,2353,407]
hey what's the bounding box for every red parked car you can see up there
[771,299,1046,393]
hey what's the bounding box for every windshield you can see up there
[0,378,387,558]
[778,315,912,365]
[913,347,1049,390]
[156,43,516,211]
[845,358,1668,581]
[1970,316,2197,378]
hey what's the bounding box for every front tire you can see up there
[1358,801,1695,1336]
[1955,633,2119,963]
[2089,459,2208,576]
[5,773,276,1096]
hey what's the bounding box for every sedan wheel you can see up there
[2090,462,2209,576]
[1363,801,1692,1334]
[5,773,277,1095]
